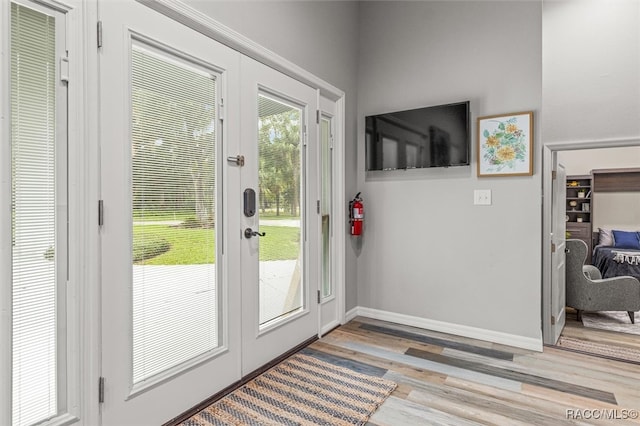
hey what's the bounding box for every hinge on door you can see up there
[552,170,557,180]
[97,21,103,48]
[220,98,225,121]
[302,125,308,146]
[316,110,320,124]
[98,200,104,227]
[60,56,69,83]
[551,242,556,253]
[317,200,320,214]
[551,315,556,325]
[98,377,105,403]
[317,290,321,304]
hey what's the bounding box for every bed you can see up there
[592,228,640,280]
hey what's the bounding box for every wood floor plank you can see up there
[309,340,450,386]
[301,317,640,425]
[299,347,389,377]
[321,326,417,355]
[442,376,621,426]
[536,345,640,377]
[384,370,583,426]
[521,384,640,425]
[369,396,483,426]
[405,347,618,404]
[512,351,640,391]
[443,347,640,395]
[330,340,523,392]
[360,323,514,361]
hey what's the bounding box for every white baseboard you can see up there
[345,306,359,323]
[346,306,543,352]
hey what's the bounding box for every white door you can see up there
[550,163,567,344]
[99,2,242,424]
[240,57,319,374]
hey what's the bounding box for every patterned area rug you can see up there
[556,336,640,364]
[581,311,640,335]
[182,354,397,426]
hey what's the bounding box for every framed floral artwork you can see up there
[477,111,533,177]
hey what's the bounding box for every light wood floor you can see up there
[302,317,640,425]
[562,307,640,353]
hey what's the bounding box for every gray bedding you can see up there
[592,246,640,280]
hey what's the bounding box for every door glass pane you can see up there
[131,44,218,384]
[257,94,303,325]
[11,3,60,425]
[320,118,332,298]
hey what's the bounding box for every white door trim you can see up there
[542,136,640,345]
[136,0,347,327]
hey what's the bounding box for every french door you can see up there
[99,2,242,424]
[240,57,319,374]
[99,2,320,423]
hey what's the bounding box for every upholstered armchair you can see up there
[565,239,640,324]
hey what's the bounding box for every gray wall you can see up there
[179,0,640,344]
[184,1,361,310]
[592,193,640,231]
[356,1,543,339]
[543,0,640,143]
[544,0,640,263]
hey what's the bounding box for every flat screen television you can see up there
[365,101,470,171]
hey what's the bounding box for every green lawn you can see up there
[133,224,299,265]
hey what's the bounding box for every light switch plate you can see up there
[474,189,492,205]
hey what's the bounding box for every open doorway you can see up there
[542,142,640,364]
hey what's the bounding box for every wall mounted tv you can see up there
[365,101,470,171]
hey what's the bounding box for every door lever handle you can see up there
[244,228,266,239]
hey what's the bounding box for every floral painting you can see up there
[477,111,533,177]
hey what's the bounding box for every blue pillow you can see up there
[612,230,640,250]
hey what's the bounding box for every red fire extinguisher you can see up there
[349,192,364,236]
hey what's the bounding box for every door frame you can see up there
[0,0,96,424]
[37,0,344,421]
[541,137,640,345]
[89,0,345,422]
[549,162,566,344]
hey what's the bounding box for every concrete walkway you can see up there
[130,259,297,380]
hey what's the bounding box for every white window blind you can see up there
[320,117,332,298]
[11,3,58,425]
[131,45,219,385]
